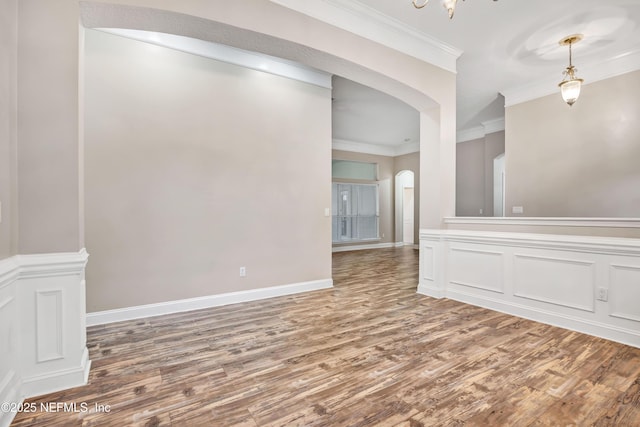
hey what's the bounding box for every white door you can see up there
[403,187,414,244]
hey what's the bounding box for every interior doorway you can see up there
[402,187,414,244]
[395,170,415,246]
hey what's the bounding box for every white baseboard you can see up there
[21,348,91,399]
[446,288,640,349]
[332,242,408,252]
[87,278,333,326]
[416,284,444,299]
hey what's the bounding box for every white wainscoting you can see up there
[419,229,640,348]
[87,278,334,326]
[0,250,89,427]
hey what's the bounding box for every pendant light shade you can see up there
[559,78,583,106]
[558,34,584,107]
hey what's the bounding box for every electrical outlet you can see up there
[597,287,608,302]
[512,206,524,214]
[239,266,246,277]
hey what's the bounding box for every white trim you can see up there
[502,50,640,107]
[417,283,444,299]
[268,0,461,73]
[444,216,640,229]
[86,279,333,326]
[332,242,404,253]
[456,126,485,143]
[481,118,505,135]
[16,248,89,278]
[332,138,419,157]
[457,119,505,143]
[96,28,333,89]
[21,348,91,399]
[424,228,640,256]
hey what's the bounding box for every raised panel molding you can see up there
[609,264,640,322]
[36,290,64,363]
[449,247,504,294]
[421,246,435,281]
[419,229,640,348]
[513,254,595,312]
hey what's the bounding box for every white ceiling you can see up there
[320,0,640,152]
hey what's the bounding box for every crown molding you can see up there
[332,138,419,157]
[96,28,333,89]
[268,0,461,73]
[502,49,640,107]
[456,126,485,143]
[481,118,505,135]
[457,117,505,143]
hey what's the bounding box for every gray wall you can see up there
[456,131,505,217]
[0,0,16,259]
[16,0,83,254]
[506,70,640,217]
[84,30,332,312]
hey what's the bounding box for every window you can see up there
[332,183,379,243]
[331,160,377,181]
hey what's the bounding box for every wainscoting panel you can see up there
[513,254,595,312]
[609,263,640,323]
[421,245,435,282]
[0,250,89,427]
[417,234,443,298]
[36,290,64,363]
[449,246,504,294]
[419,229,640,348]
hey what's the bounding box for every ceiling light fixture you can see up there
[412,0,498,20]
[558,34,584,107]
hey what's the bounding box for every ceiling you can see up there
[324,0,640,152]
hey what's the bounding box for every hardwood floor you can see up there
[11,247,640,426]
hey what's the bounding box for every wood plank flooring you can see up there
[11,247,640,426]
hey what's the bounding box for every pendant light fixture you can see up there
[558,34,584,106]
[412,0,499,20]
